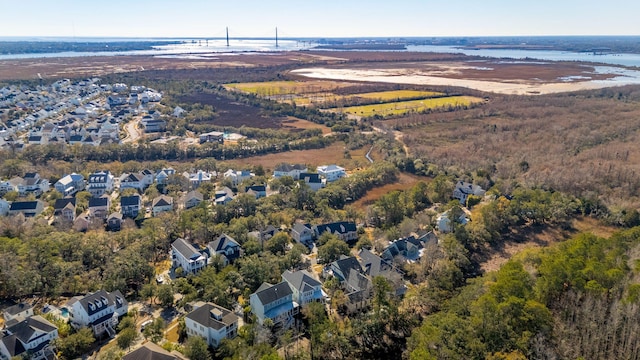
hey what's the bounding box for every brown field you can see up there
[280,117,332,134]
[480,216,620,273]
[350,172,429,210]
[223,141,369,170]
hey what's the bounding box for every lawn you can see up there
[335,96,484,117]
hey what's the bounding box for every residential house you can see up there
[327,256,373,314]
[21,173,49,197]
[299,173,324,191]
[381,232,437,263]
[317,165,346,182]
[250,282,299,328]
[282,270,324,306]
[437,210,468,233]
[53,197,76,223]
[107,212,123,231]
[119,173,146,192]
[244,185,267,199]
[122,342,185,360]
[199,131,224,144]
[183,170,215,189]
[87,171,114,197]
[313,221,358,244]
[54,173,85,196]
[358,249,406,296]
[248,225,279,245]
[0,315,58,360]
[273,163,307,180]
[214,187,234,205]
[207,234,241,266]
[0,199,9,216]
[171,238,207,275]
[291,223,314,248]
[453,181,486,205]
[173,106,186,118]
[73,215,91,232]
[0,177,21,195]
[155,168,176,185]
[181,190,204,210]
[223,169,253,188]
[8,201,44,217]
[140,169,155,188]
[152,195,173,216]
[142,119,166,133]
[66,290,128,337]
[89,195,111,220]
[3,303,34,322]
[120,195,142,218]
[184,302,239,348]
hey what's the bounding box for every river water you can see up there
[2,40,640,68]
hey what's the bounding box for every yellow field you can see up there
[335,96,483,117]
[352,90,443,101]
[225,80,355,96]
[290,90,445,107]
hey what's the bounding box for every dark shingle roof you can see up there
[208,234,240,252]
[186,303,238,331]
[123,342,182,360]
[172,238,202,260]
[89,196,109,208]
[300,173,321,183]
[4,303,32,316]
[54,197,76,211]
[282,270,321,292]
[254,281,292,306]
[315,221,356,236]
[120,195,141,206]
[75,290,126,316]
[9,201,40,211]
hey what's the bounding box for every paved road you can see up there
[122,119,141,144]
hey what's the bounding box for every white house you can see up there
[66,290,128,337]
[3,303,34,322]
[172,238,207,275]
[0,315,58,360]
[155,168,176,185]
[282,270,325,306]
[436,210,468,233]
[291,223,314,247]
[184,302,239,348]
[21,173,49,197]
[87,171,114,197]
[207,234,242,266]
[119,173,146,192]
[0,199,9,216]
[181,190,204,210]
[453,181,486,205]
[317,165,346,182]
[249,282,299,328]
[152,195,173,216]
[273,163,307,180]
[223,169,253,187]
[183,170,215,189]
[55,173,85,196]
[299,173,325,192]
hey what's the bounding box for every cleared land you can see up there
[223,141,369,170]
[335,96,483,117]
[225,80,359,95]
[350,172,429,210]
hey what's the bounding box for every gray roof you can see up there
[274,163,306,172]
[0,334,25,357]
[208,234,240,252]
[75,290,126,316]
[89,196,109,208]
[254,281,292,306]
[4,303,32,316]
[123,342,183,360]
[4,315,57,346]
[282,270,321,292]
[9,201,41,211]
[54,197,76,211]
[292,223,311,234]
[185,303,238,331]
[314,221,356,236]
[152,195,173,208]
[172,238,202,260]
[121,195,141,206]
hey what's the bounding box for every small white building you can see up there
[436,210,468,233]
[87,171,114,197]
[223,169,253,187]
[273,163,307,180]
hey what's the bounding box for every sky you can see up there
[1,0,639,38]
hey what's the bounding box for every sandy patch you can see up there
[291,66,640,95]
